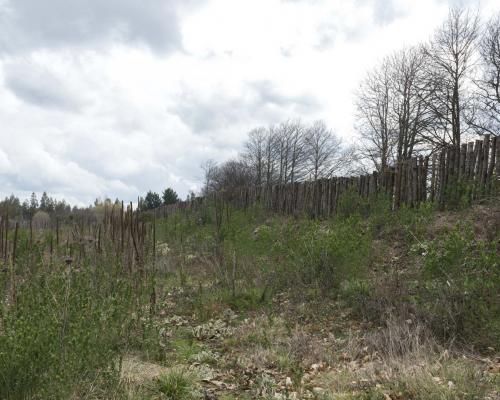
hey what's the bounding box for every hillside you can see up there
[0,190,499,399]
[125,196,500,399]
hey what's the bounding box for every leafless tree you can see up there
[209,160,253,191]
[201,159,218,195]
[303,120,345,180]
[467,13,500,136]
[421,8,480,147]
[263,128,278,185]
[273,120,307,184]
[389,47,431,160]
[241,127,267,185]
[356,58,397,172]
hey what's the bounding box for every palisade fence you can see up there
[156,135,499,219]
[0,200,155,270]
[0,137,497,266]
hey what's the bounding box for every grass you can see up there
[0,193,498,398]
[153,369,198,400]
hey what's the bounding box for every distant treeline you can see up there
[0,192,73,220]
[137,188,180,211]
[0,186,181,222]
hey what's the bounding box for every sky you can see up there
[0,0,499,206]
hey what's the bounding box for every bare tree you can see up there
[241,127,267,185]
[201,159,218,195]
[356,58,397,172]
[264,127,278,185]
[287,121,307,183]
[213,160,253,190]
[468,13,500,136]
[389,47,431,160]
[303,120,344,180]
[273,120,307,184]
[421,8,479,147]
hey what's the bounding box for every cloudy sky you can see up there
[0,0,498,205]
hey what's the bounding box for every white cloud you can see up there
[0,0,498,205]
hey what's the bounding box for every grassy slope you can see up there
[0,194,499,399]
[125,195,499,399]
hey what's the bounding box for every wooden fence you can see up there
[157,135,499,219]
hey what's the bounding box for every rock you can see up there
[312,387,325,395]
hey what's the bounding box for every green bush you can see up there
[269,218,372,291]
[419,224,500,348]
[154,369,197,399]
[0,256,147,398]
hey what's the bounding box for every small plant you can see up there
[154,369,197,399]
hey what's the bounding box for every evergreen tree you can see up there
[144,191,162,210]
[29,192,39,215]
[40,192,50,212]
[162,188,179,205]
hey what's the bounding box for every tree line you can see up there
[202,8,500,194]
[356,8,499,172]
[0,186,180,220]
[202,120,355,194]
[137,188,180,211]
[0,192,72,220]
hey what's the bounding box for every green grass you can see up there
[1,191,498,398]
[156,193,500,350]
[0,232,159,398]
[153,369,198,399]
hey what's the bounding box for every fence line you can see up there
[156,135,499,218]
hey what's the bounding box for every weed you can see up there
[154,369,198,399]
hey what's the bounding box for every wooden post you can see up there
[394,161,402,209]
[430,154,437,202]
[3,214,8,264]
[487,136,497,193]
[411,157,418,207]
[98,224,101,254]
[153,209,156,261]
[466,142,474,180]
[56,217,59,248]
[12,222,18,264]
[0,216,3,260]
[481,135,491,187]
[496,135,500,177]
[438,149,446,207]
[420,155,428,203]
[121,200,124,254]
[459,143,467,178]
[474,140,484,198]
[29,217,33,251]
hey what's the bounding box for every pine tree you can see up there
[162,188,179,205]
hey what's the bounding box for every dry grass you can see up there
[312,317,499,399]
[120,355,169,385]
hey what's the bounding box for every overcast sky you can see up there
[0,0,498,205]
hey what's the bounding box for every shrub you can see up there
[154,369,197,399]
[419,224,500,348]
[0,262,131,399]
[285,218,372,291]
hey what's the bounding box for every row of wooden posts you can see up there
[157,135,499,219]
[0,201,156,268]
[1,136,498,265]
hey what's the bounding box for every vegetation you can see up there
[0,181,499,399]
[0,5,499,400]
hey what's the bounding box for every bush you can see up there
[418,224,500,348]
[270,218,372,291]
[154,369,197,399]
